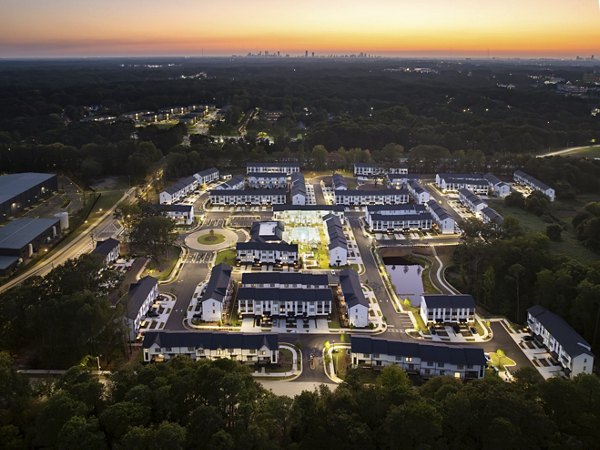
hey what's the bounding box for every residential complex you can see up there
[436,173,490,195]
[527,305,594,377]
[290,172,307,205]
[246,162,300,175]
[247,173,287,189]
[351,336,487,379]
[514,170,556,202]
[324,213,348,266]
[354,163,408,177]
[273,205,344,225]
[331,173,347,190]
[143,331,279,364]
[236,241,299,266]
[426,200,456,234]
[200,263,233,322]
[339,269,369,327]
[420,294,476,325]
[335,189,410,206]
[157,204,195,225]
[126,276,159,340]
[407,180,431,204]
[209,189,287,206]
[91,238,120,266]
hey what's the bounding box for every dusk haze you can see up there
[1,0,600,57]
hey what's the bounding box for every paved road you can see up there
[536,144,600,158]
[0,187,135,294]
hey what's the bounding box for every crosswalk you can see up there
[185,252,213,264]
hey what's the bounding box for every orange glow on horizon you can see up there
[1,0,599,57]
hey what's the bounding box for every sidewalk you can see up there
[253,343,302,380]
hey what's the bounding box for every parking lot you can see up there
[228,215,261,228]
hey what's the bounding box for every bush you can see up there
[545,224,562,241]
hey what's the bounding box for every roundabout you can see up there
[185,228,240,251]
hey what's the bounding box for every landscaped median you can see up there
[323,341,351,383]
[252,343,302,381]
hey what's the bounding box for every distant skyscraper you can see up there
[305,50,308,57]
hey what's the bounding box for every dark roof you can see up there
[209,189,286,196]
[196,167,219,178]
[242,272,328,286]
[438,172,485,180]
[324,214,347,250]
[369,213,433,223]
[481,207,504,225]
[247,162,299,168]
[366,204,426,214]
[335,189,409,197]
[91,238,120,257]
[220,175,245,189]
[339,269,369,308]
[0,218,61,250]
[237,287,333,303]
[143,331,278,351]
[127,276,158,319]
[290,172,306,197]
[528,305,593,357]
[0,173,56,199]
[458,188,486,206]
[250,221,284,242]
[483,173,502,185]
[514,170,553,191]
[200,263,231,304]
[422,294,476,310]
[273,205,344,212]
[237,241,298,252]
[426,200,453,221]
[332,174,347,189]
[351,336,486,366]
[0,255,19,270]
[408,180,428,194]
[156,204,193,213]
[248,172,287,178]
[162,176,196,195]
[388,174,420,181]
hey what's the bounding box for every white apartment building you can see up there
[407,180,431,204]
[354,163,408,177]
[426,200,456,234]
[335,189,410,206]
[236,241,298,266]
[91,238,120,265]
[143,331,279,364]
[420,294,476,325]
[157,204,195,225]
[351,336,487,380]
[514,170,556,202]
[527,305,594,378]
[458,188,488,214]
[194,167,220,185]
[209,189,287,206]
[324,213,348,266]
[290,172,307,205]
[436,173,490,195]
[126,276,159,340]
[339,269,369,328]
[200,263,233,322]
[272,205,344,225]
[247,173,287,189]
[484,173,511,198]
[246,162,300,175]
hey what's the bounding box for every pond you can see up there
[385,264,424,307]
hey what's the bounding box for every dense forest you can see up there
[0,58,599,187]
[1,354,599,449]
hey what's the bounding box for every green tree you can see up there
[545,224,563,241]
[57,416,107,450]
[130,216,176,256]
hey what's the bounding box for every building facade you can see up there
[339,269,369,328]
[335,189,410,206]
[126,276,159,340]
[420,294,476,325]
[236,241,298,266]
[426,200,456,234]
[527,305,594,378]
[351,336,486,379]
[324,213,348,266]
[247,173,287,189]
[246,162,300,175]
[209,189,287,206]
[200,264,233,322]
[143,331,279,364]
[514,170,556,202]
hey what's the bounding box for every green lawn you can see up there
[402,301,429,334]
[197,232,226,245]
[489,351,516,369]
[487,199,599,262]
[559,145,600,158]
[215,249,236,266]
[264,348,294,374]
[145,246,181,281]
[333,350,351,379]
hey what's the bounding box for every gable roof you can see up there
[324,214,348,251]
[128,276,158,319]
[237,287,333,303]
[422,294,476,310]
[351,335,486,366]
[201,263,232,304]
[92,238,120,257]
[339,269,369,309]
[143,331,278,351]
[241,271,328,286]
[528,305,593,357]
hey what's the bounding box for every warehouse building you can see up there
[0,172,58,221]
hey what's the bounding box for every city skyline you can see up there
[1,0,600,58]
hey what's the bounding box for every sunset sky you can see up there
[1,0,599,58]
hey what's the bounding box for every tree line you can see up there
[1,354,599,449]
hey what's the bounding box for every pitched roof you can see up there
[514,170,553,192]
[427,200,453,221]
[422,294,476,310]
[156,204,193,214]
[369,213,433,223]
[324,214,348,251]
[339,269,369,309]
[241,271,328,286]
[91,238,120,257]
[236,241,298,252]
[458,188,487,206]
[0,173,56,198]
[335,189,409,197]
[366,204,427,214]
[237,287,333,303]
[209,189,286,196]
[201,263,231,304]
[528,305,593,357]
[481,207,504,225]
[272,205,344,212]
[127,276,158,319]
[351,335,486,366]
[143,331,278,351]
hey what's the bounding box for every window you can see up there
[438,362,444,368]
